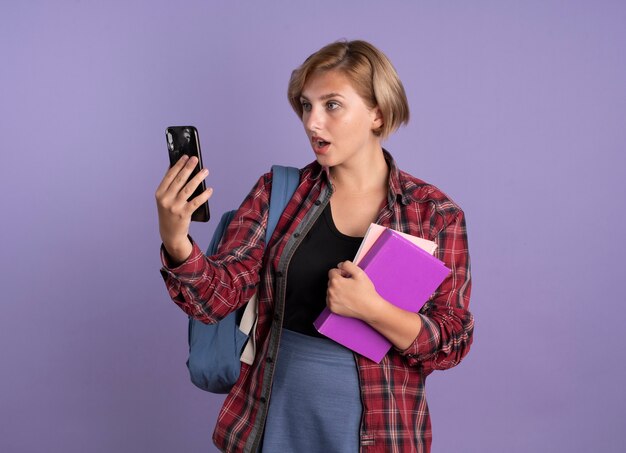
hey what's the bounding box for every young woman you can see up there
[156,40,474,453]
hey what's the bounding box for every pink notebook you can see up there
[314,228,450,363]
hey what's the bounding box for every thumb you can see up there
[338,260,363,278]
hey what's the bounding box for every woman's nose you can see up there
[304,106,323,132]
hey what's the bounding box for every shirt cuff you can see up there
[159,237,205,280]
[396,313,440,362]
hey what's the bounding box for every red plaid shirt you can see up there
[160,151,474,452]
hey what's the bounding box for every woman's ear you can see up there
[370,106,384,134]
[372,106,384,130]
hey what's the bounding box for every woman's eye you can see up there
[326,101,339,110]
[301,101,312,112]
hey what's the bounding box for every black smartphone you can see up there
[165,126,210,222]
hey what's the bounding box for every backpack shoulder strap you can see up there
[206,210,236,256]
[239,165,299,366]
[266,165,300,243]
[205,165,298,257]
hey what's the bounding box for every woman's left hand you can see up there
[326,261,383,322]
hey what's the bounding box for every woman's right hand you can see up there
[155,155,213,264]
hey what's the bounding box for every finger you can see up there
[167,156,201,194]
[328,267,343,280]
[165,154,193,183]
[156,155,190,196]
[338,260,361,278]
[176,167,210,203]
[184,187,213,216]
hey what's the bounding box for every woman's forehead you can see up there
[301,70,357,99]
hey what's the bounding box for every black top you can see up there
[283,203,363,337]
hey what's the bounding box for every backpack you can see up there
[186,165,300,393]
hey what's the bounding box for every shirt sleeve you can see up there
[159,173,271,324]
[397,209,474,373]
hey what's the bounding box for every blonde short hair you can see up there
[288,40,410,139]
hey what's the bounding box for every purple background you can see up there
[2,1,625,452]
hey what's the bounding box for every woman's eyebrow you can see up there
[319,92,344,100]
[300,92,345,101]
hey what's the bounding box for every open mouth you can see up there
[312,136,331,153]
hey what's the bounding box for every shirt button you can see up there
[294,232,300,238]
[266,357,273,363]
[314,200,321,206]
[274,314,280,321]
[260,396,267,404]
[276,271,283,278]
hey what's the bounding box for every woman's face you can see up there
[300,70,382,168]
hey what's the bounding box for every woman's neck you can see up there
[329,147,388,195]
